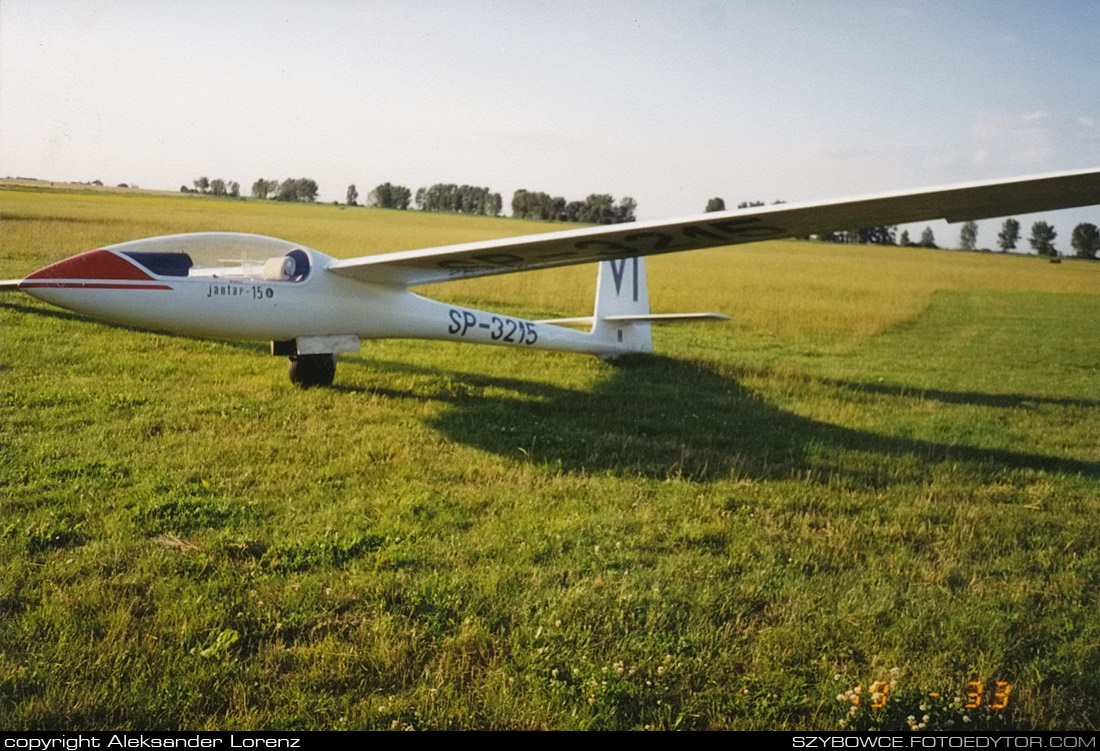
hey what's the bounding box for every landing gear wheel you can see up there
[288,354,336,387]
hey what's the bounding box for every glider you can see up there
[3,168,1098,386]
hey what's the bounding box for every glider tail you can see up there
[591,257,654,357]
[589,256,732,358]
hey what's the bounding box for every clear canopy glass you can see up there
[108,233,312,281]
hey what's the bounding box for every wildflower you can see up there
[922,715,930,723]
[657,666,665,676]
[963,716,971,723]
[554,619,562,628]
[552,669,559,679]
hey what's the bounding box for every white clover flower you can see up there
[657,666,665,676]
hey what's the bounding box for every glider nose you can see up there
[23,248,157,285]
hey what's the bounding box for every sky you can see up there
[2,0,1098,249]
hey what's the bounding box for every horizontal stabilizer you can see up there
[605,312,731,322]
[539,313,730,325]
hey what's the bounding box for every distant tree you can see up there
[997,218,1020,252]
[563,200,585,222]
[392,185,411,210]
[616,196,637,223]
[920,227,937,248]
[228,181,240,198]
[1070,222,1100,259]
[368,182,411,210]
[899,229,911,247]
[583,194,616,224]
[705,197,726,212]
[1029,221,1057,256]
[251,178,277,200]
[737,200,766,209]
[959,221,978,251]
[179,185,192,193]
[210,178,227,196]
[194,176,210,194]
[275,179,298,202]
[346,184,359,206]
[275,177,319,203]
[857,226,897,245]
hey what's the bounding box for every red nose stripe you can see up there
[26,249,155,282]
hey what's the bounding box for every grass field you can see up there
[2,184,1098,730]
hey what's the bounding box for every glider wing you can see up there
[326,168,1100,287]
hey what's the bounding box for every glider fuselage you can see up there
[17,243,617,357]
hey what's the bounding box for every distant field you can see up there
[2,185,1098,730]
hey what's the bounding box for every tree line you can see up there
[184,174,632,224]
[181,177,240,197]
[512,190,636,224]
[707,195,1098,259]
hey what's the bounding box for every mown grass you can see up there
[1,184,1098,730]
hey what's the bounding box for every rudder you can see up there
[592,256,653,356]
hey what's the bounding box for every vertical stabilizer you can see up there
[592,256,653,356]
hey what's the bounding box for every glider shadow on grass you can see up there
[359,355,1099,484]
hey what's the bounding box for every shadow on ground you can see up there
[356,355,1099,484]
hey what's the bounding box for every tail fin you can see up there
[538,256,730,358]
[591,257,654,356]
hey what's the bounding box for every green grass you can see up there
[1,184,1098,730]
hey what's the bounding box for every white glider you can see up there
[3,168,1098,386]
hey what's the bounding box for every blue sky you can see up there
[2,0,1097,247]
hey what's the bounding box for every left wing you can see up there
[327,168,1100,287]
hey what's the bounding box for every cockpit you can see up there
[108,233,314,282]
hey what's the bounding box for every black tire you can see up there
[288,354,336,387]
